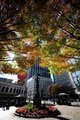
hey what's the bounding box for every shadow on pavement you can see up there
[54,116,70,120]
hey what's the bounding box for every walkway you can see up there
[0,105,80,120]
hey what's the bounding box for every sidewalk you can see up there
[0,105,80,120]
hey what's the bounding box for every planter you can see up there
[15,104,61,118]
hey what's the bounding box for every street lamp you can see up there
[35,73,40,98]
[33,73,41,108]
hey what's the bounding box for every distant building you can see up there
[0,77,13,83]
[0,77,26,97]
[71,71,80,91]
[25,58,52,99]
[54,71,77,94]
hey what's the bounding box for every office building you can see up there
[25,58,52,99]
[54,71,77,94]
[27,58,50,79]
[26,74,52,99]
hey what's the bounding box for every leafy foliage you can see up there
[0,0,80,74]
[24,104,38,111]
[48,84,63,96]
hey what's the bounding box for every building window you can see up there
[5,87,9,92]
[1,87,5,92]
[17,89,19,93]
[24,90,26,95]
[10,88,12,93]
[21,90,23,94]
[19,89,21,94]
[13,89,16,93]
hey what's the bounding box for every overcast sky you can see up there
[0,73,18,83]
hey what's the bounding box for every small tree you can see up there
[48,84,63,98]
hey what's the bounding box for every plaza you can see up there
[0,104,80,120]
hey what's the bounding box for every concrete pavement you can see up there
[0,105,80,120]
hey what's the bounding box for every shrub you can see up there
[24,104,39,111]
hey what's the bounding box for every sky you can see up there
[0,73,18,83]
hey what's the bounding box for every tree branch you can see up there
[0,29,16,36]
[69,0,80,10]
[53,6,80,30]
[59,55,80,60]
[59,41,80,50]
[0,23,17,31]
[58,25,80,41]
[0,37,23,41]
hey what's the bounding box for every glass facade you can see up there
[26,58,52,99]
[27,58,50,79]
[27,65,50,79]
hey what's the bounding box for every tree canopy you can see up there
[0,0,80,74]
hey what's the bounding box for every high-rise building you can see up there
[27,58,50,79]
[25,58,52,99]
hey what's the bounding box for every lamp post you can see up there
[33,73,41,108]
[35,73,40,98]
